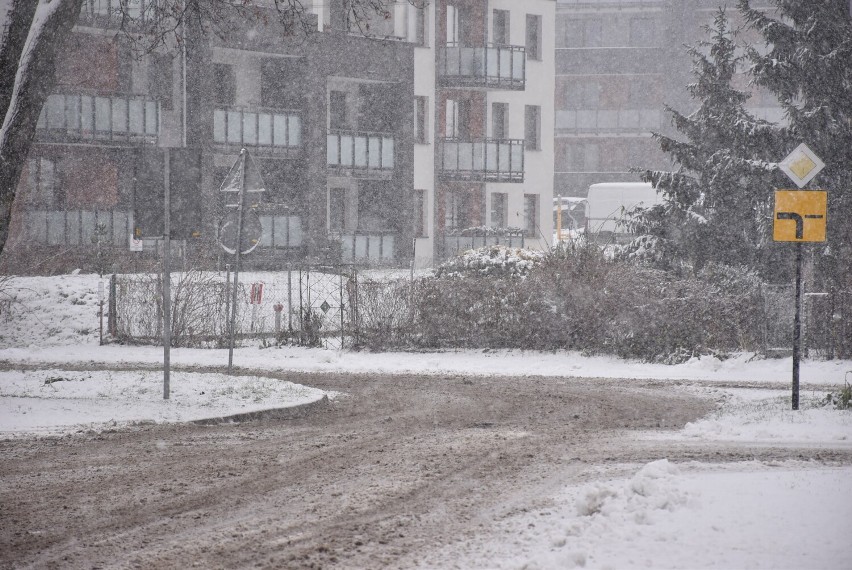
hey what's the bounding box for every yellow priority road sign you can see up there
[773,190,827,242]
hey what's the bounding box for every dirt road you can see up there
[1,372,848,569]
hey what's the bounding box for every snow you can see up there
[2,273,851,568]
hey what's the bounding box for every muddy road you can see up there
[1,372,847,569]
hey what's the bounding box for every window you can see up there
[491,192,508,228]
[148,53,173,111]
[492,102,508,139]
[329,188,346,231]
[524,194,539,237]
[213,64,236,106]
[493,9,510,45]
[414,96,429,143]
[525,105,541,150]
[415,190,427,237]
[444,190,470,230]
[445,98,469,139]
[27,158,57,206]
[329,91,347,130]
[415,5,428,46]
[446,3,460,44]
[526,15,542,60]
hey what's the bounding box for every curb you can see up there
[191,394,331,426]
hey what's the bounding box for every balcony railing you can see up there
[337,232,396,263]
[438,43,526,89]
[36,94,159,143]
[214,107,302,155]
[438,138,524,183]
[327,130,394,172]
[441,231,525,258]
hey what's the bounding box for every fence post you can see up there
[108,273,117,336]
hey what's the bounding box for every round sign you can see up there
[218,210,263,255]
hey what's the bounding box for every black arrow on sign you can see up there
[777,212,824,240]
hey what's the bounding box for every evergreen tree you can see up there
[625,8,784,274]
[738,0,852,288]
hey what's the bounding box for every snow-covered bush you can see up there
[434,245,545,279]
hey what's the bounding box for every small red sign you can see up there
[250,282,264,305]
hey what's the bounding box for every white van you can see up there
[585,182,662,244]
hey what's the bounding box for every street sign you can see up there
[218,210,263,255]
[778,143,825,188]
[773,190,827,242]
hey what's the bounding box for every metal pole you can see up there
[287,267,293,332]
[792,241,802,410]
[163,149,171,400]
[227,149,247,375]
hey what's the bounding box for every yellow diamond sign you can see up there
[774,190,827,242]
[779,143,825,188]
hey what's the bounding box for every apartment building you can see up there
[5,0,554,272]
[554,0,781,217]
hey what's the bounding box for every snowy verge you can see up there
[426,460,852,570]
[0,369,332,436]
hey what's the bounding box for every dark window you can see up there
[493,9,510,45]
[491,192,508,228]
[414,96,429,143]
[27,157,57,207]
[415,189,427,237]
[526,15,542,60]
[525,105,541,150]
[415,5,427,46]
[213,64,236,106]
[149,53,173,111]
[329,91,347,130]
[492,102,508,139]
[329,188,346,231]
[524,194,539,237]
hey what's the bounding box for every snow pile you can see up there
[649,389,852,444]
[434,461,852,569]
[0,369,330,435]
[435,246,545,278]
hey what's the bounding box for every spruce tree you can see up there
[738,0,852,288]
[626,8,783,274]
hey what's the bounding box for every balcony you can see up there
[36,93,159,144]
[438,138,524,183]
[214,107,302,157]
[336,232,396,264]
[438,43,526,90]
[441,229,526,258]
[327,130,395,176]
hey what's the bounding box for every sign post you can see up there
[218,149,266,374]
[774,143,827,410]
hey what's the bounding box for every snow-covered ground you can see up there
[1,273,851,569]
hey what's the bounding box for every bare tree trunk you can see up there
[0,0,82,259]
[0,1,38,118]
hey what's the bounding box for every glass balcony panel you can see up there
[459,47,475,75]
[95,97,111,132]
[273,114,287,146]
[288,115,301,146]
[65,95,80,131]
[458,142,473,170]
[368,235,381,259]
[257,113,272,145]
[619,109,639,129]
[486,142,498,171]
[443,141,459,170]
[511,143,523,172]
[577,110,596,130]
[512,50,525,81]
[498,141,510,171]
[47,211,66,245]
[341,235,354,261]
[145,101,158,134]
[327,134,339,165]
[112,211,127,245]
[341,135,353,166]
[111,98,127,133]
[444,47,460,75]
[355,235,368,258]
[289,216,303,247]
[368,137,381,169]
[81,211,96,243]
[81,96,93,132]
[259,215,273,246]
[473,141,484,170]
[382,137,394,168]
[128,99,144,133]
[382,235,394,259]
[227,110,241,143]
[46,95,65,129]
[243,111,257,144]
[213,109,226,143]
[499,48,511,79]
[598,110,618,130]
[354,135,367,167]
[486,47,498,78]
[65,211,79,245]
[27,211,47,242]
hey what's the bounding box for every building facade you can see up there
[554,0,781,217]
[5,0,555,273]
